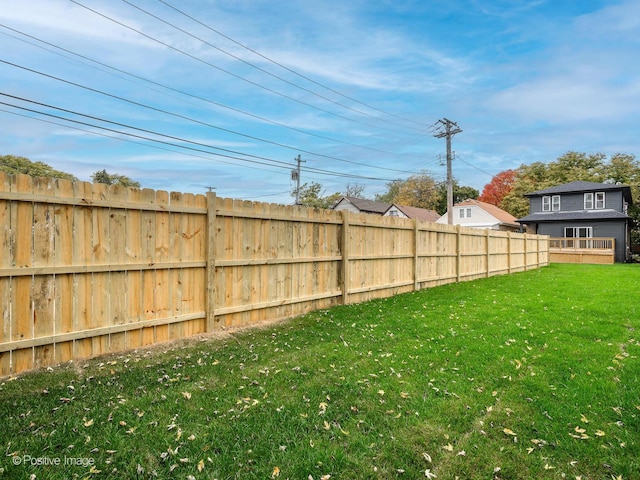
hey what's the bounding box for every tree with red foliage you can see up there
[478,169,516,207]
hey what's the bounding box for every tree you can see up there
[375,172,439,210]
[478,169,516,206]
[375,179,403,203]
[91,169,140,188]
[344,183,366,199]
[0,154,77,181]
[547,151,604,184]
[434,182,479,215]
[291,182,341,209]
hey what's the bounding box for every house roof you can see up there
[456,199,519,226]
[517,209,631,223]
[336,196,391,214]
[387,204,440,222]
[525,181,633,204]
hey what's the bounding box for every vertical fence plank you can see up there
[72,180,93,360]
[140,188,157,345]
[53,178,74,365]
[154,190,170,342]
[11,174,34,373]
[0,173,11,375]
[125,187,142,349]
[91,182,109,356]
[341,210,350,304]
[109,185,128,352]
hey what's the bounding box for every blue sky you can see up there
[1,0,639,204]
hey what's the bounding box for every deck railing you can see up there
[549,237,614,250]
[549,237,615,264]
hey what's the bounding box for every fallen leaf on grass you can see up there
[580,414,589,423]
[503,428,517,436]
[272,466,280,478]
[442,443,454,452]
[197,459,205,472]
[182,391,192,400]
[595,430,605,437]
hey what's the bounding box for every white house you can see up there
[436,199,520,232]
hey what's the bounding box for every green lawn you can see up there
[1,263,639,479]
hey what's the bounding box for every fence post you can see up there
[507,232,512,273]
[456,225,461,283]
[486,229,491,277]
[523,233,528,271]
[414,219,420,291]
[206,192,217,331]
[341,210,350,305]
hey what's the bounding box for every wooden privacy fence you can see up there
[0,173,549,376]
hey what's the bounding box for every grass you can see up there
[1,263,639,479]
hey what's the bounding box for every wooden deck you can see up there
[549,237,615,264]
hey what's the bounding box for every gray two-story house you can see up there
[517,181,633,262]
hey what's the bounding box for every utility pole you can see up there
[434,118,462,225]
[291,154,305,205]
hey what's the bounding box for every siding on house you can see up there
[436,199,520,232]
[517,181,633,262]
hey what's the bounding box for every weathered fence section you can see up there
[0,173,549,376]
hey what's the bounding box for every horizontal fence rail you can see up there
[0,173,549,376]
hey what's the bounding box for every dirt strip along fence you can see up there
[0,173,549,376]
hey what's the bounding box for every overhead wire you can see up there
[155,0,437,132]
[69,0,425,137]
[121,0,427,133]
[1,59,419,175]
[0,24,427,169]
[0,93,400,182]
[0,3,456,196]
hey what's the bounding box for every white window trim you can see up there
[466,208,471,218]
[542,196,551,212]
[595,191,605,209]
[552,195,560,211]
[459,208,465,218]
[564,226,593,238]
[584,192,593,209]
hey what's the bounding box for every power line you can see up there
[0,59,418,175]
[121,0,426,133]
[0,93,400,182]
[154,0,436,132]
[0,24,426,169]
[69,0,423,136]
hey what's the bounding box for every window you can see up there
[466,208,472,218]
[459,208,465,218]
[389,210,398,216]
[584,192,593,209]
[543,195,560,211]
[565,226,592,238]
[595,192,605,209]
[565,226,593,248]
[542,196,550,211]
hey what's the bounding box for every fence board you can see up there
[0,176,548,376]
[0,173,11,373]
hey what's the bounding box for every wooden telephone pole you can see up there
[434,119,462,225]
